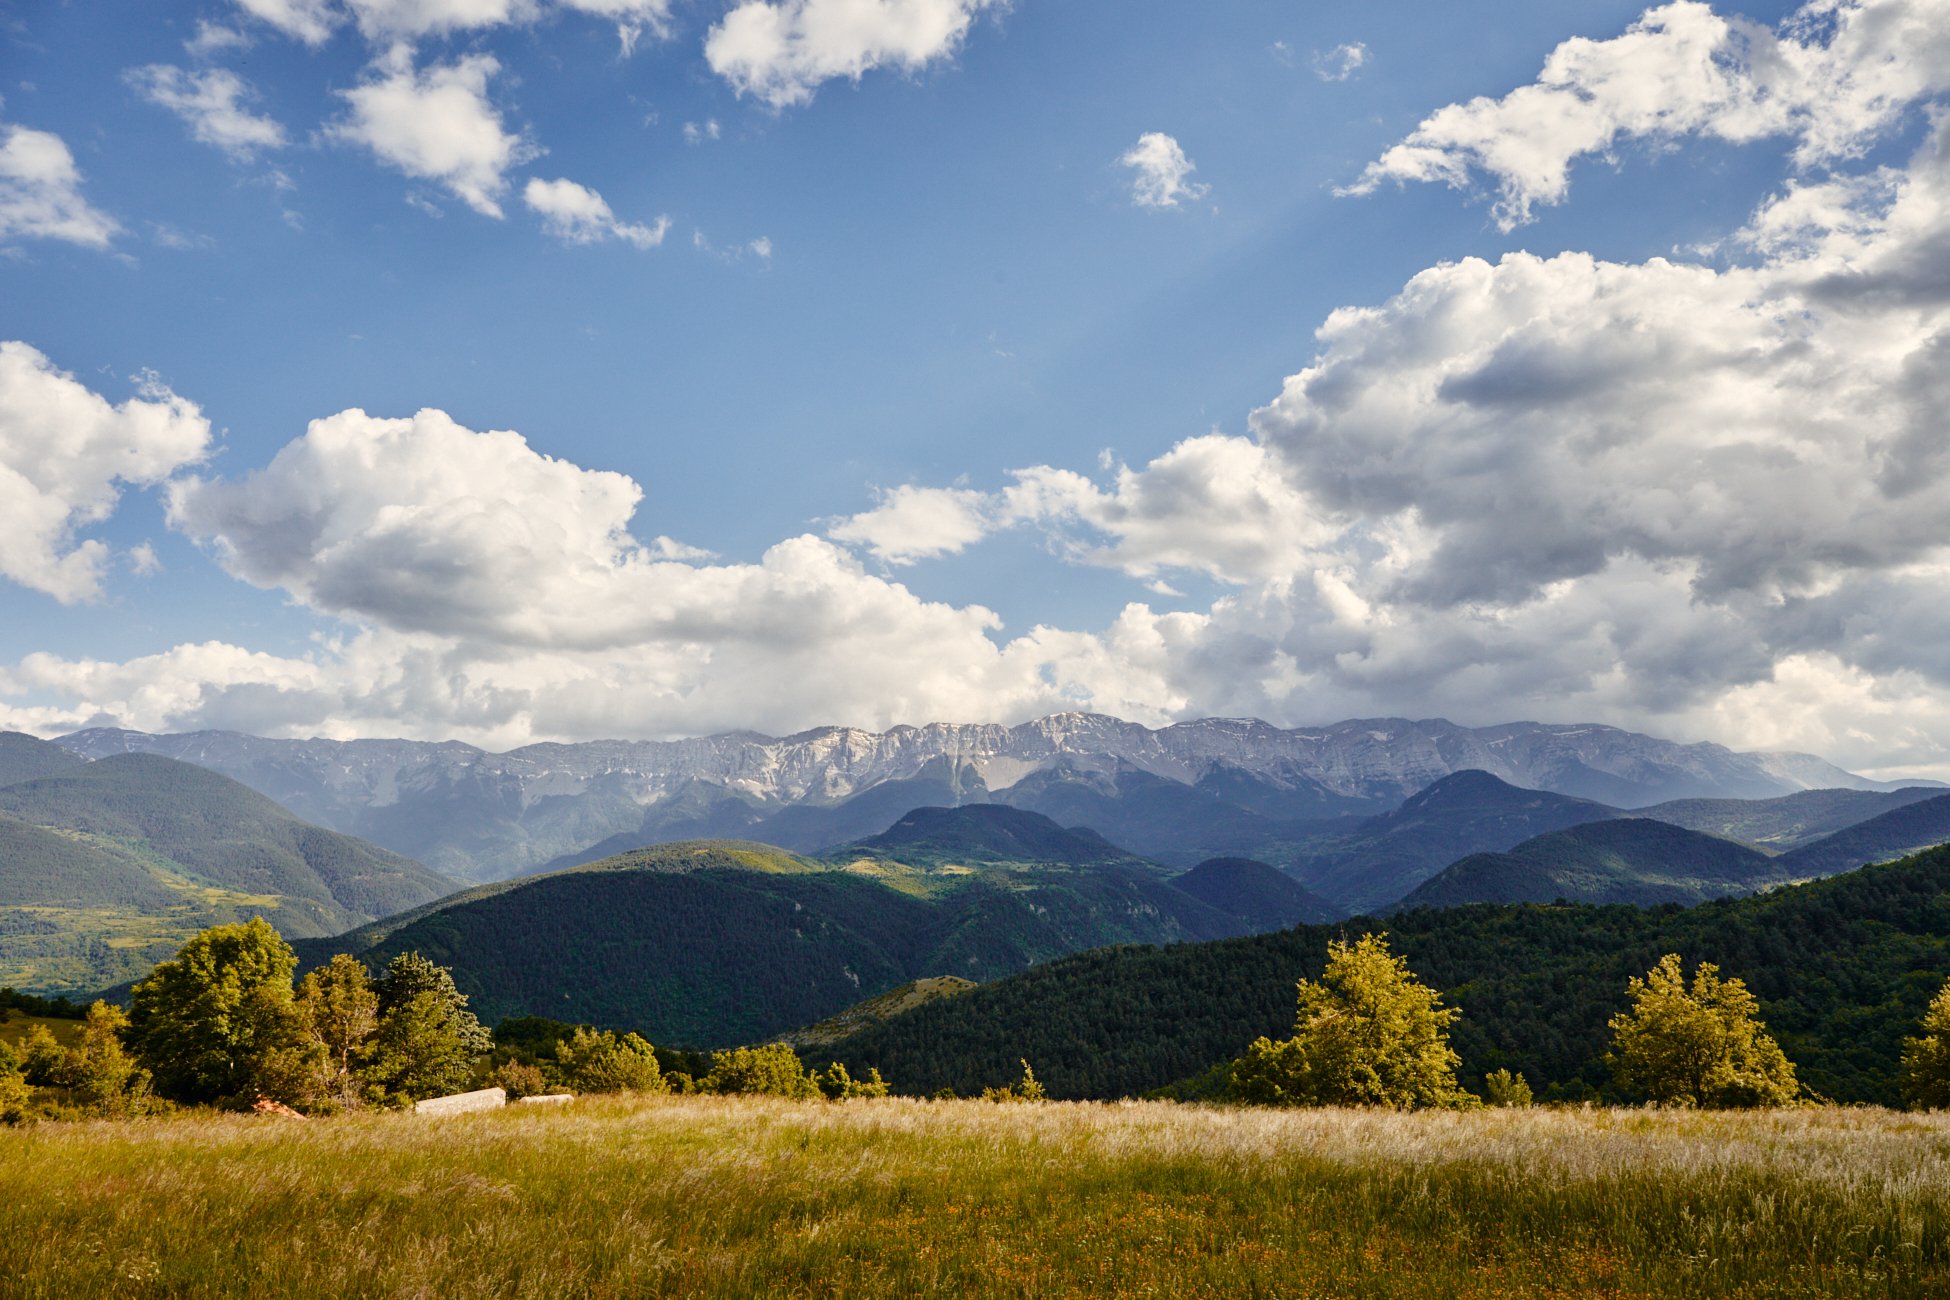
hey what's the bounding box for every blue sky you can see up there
[4,0,1950,778]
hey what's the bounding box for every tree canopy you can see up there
[1606,954,1799,1107]
[1230,933,1470,1108]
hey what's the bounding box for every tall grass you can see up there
[4,1097,1947,1297]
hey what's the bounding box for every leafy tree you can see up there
[1606,954,1799,1107]
[294,954,380,1111]
[702,1044,819,1098]
[1481,1068,1533,1108]
[1900,978,1950,1110]
[125,919,308,1104]
[362,955,490,1104]
[552,1028,664,1094]
[18,1025,66,1087]
[0,1040,29,1124]
[815,1061,890,1100]
[1230,933,1469,1108]
[62,1002,151,1117]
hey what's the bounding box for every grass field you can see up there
[3,1096,1947,1298]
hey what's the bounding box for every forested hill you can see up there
[820,844,1950,1107]
[0,731,86,788]
[0,752,458,993]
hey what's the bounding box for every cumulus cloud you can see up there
[327,53,535,218]
[126,66,288,161]
[1312,42,1368,82]
[0,124,121,248]
[1346,0,1950,227]
[706,0,999,109]
[1121,132,1209,209]
[0,342,211,604]
[830,485,994,564]
[523,177,668,247]
[557,0,674,53]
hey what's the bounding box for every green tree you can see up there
[815,1061,890,1100]
[364,953,491,1103]
[0,1039,30,1124]
[1900,978,1950,1110]
[552,1028,664,1094]
[1481,1068,1533,1108]
[125,918,307,1104]
[295,954,380,1111]
[1230,933,1469,1109]
[18,1024,65,1087]
[702,1043,819,1098]
[1606,954,1799,1107]
[979,1058,1047,1103]
[63,1002,151,1117]
[487,1059,548,1100]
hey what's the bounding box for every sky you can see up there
[3,0,1950,778]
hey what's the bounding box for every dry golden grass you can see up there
[4,1095,1947,1297]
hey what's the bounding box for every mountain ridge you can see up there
[53,714,1920,881]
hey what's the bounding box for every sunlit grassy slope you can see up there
[3,1096,1946,1298]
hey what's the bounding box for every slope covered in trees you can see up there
[1396,819,1779,909]
[819,844,1950,1106]
[0,732,86,789]
[295,817,1317,1047]
[0,755,457,992]
[1633,786,1945,853]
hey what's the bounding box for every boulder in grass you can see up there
[412,1087,507,1117]
[515,1093,575,1106]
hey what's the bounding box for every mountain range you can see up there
[56,714,1926,882]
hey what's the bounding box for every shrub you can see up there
[1901,978,1950,1110]
[1481,1068,1533,1108]
[553,1029,664,1095]
[702,1044,819,1098]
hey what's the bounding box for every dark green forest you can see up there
[821,844,1950,1105]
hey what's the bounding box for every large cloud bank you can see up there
[7,0,1950,777]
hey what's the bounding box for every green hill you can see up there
[0,754,457,991]
[1397,819,1779,909]
[1288,770,1619,913]
[1167,857,1340,926]
[1634,786,1944,852]
[1775,793,1950,878]
[839,804,1152,870]
[816,843,1950,1106]
[0,732,86,789]
[781,976,979,1048]
[294,824,1272,1048]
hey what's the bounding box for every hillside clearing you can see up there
[2,1097,1946,1297]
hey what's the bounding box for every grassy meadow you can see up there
[4,1098,1948,1298]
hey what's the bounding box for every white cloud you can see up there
[0,123,121,248]
[186,21,254,58]
[1312,42,1368,82]
[705,0,999,109]
[327,53,536,218]
[749,234,772,258]
[0,342,211,604]
[231,0,343,45]
[1347,0,1950,228]
[126,66,288,162]
[683,119,721,144]
[1120,132,1209,209]
[128,542,163,576]
[557,0,674,54]
[523,177,669,248]
[830,485,993,564]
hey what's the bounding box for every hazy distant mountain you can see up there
[57,713,1915,882]
[1288,770,1621,914]
[1396,819,1780,910]
[1167,857,1339,928]
[1630,786,1945,853]
[1773,793,1950,880]
[0,753,457,992]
